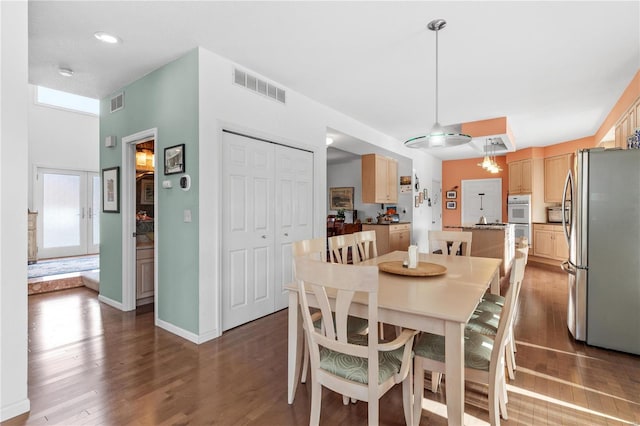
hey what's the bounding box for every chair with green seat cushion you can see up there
[295,257,417,426]
[469,251,527,381]
[413,254,526,426]
[482,292,506,306]
[293,238,369,386]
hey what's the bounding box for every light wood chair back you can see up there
[413,253,526,426]
[353,230,378,261]
[295,257,416,425]
[515,237,529,265]
[292,238,327,262]
[328,234,359,264]
[428,230,472,256]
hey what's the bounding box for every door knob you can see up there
[284,233,289,237]
[261,235,267,239]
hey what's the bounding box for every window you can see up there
[36,86,99,115]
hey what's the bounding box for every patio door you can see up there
[35,168,100,259]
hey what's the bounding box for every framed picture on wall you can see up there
[102,166,120,213]
[329,187,354,210]
[140,179,154,205]
[164,144,185,175]
[446,190,457,199]
[446,201,457,210]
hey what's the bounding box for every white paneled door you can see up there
[35,168,100,259]
[222,131,313,331]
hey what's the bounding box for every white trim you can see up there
[156,318,218,344]
[98,294,126,311]
[121,128,158,313]
[0,398,30,422]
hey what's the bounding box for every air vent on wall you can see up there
[110,92,124,113]
[233,68,286,104]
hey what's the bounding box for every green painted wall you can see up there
[100,49,200,333]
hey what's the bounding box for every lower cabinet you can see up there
[533,224,568,260]
[362,223,411,256]
[136,247,154,303]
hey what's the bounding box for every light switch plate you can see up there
[183,209,192,223]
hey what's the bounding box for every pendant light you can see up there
[405,19,471,149]
[477,138,503,173]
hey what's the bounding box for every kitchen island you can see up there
[460,223,515,277]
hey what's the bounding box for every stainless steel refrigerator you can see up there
[562,148,640,355]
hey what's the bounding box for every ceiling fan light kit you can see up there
[405,18,471,150]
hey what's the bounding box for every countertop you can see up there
[445,224,513,231]
[363,221,411,226]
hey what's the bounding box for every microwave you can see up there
[547,207,569,223]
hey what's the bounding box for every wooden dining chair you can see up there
[295,257,417,426]
[428,230,472,256]
[292,238,369,386]
[413,254,526,426]
[354,230,378,261]
[328,234,359,264]
[471,244,529,381]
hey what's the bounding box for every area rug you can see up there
[28,255,99,279]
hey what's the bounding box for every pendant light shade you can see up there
[405,19,471,149]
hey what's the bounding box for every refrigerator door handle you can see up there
[561,170,573,248]
[561,260,574,275]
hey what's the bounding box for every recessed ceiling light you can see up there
[326,137,334,146]
[94,31,121,44]
[58,67,74,77]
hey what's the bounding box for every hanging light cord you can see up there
[434,25,439,126]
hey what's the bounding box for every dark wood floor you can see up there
[4,263,640,425]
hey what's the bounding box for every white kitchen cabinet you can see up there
[136,246,154,303]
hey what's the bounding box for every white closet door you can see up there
[222,132,276,331]
[274,145,313,311]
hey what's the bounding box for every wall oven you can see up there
[508,195,531,243]
[507,195,531,224]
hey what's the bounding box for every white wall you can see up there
[198,47,441,339]
[0,0,30,421]
[28,84,99,210]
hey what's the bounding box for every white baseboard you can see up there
[98,294,125,311]
[156,319,219,344]
[1,398,30,422]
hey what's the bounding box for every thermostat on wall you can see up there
[180,175,191,191]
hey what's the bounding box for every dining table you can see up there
[286,250,502,426]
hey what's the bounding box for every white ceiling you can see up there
[29,1,640,160]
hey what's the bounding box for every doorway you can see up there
[35,168,100,259]
[121,128,158,313]
[431,179,442,230]
[461,178,502,226]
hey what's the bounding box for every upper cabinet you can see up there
[614,96,640,149]
[544,153,573,203]
[361,154,398,203]
[508,159,532,194]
